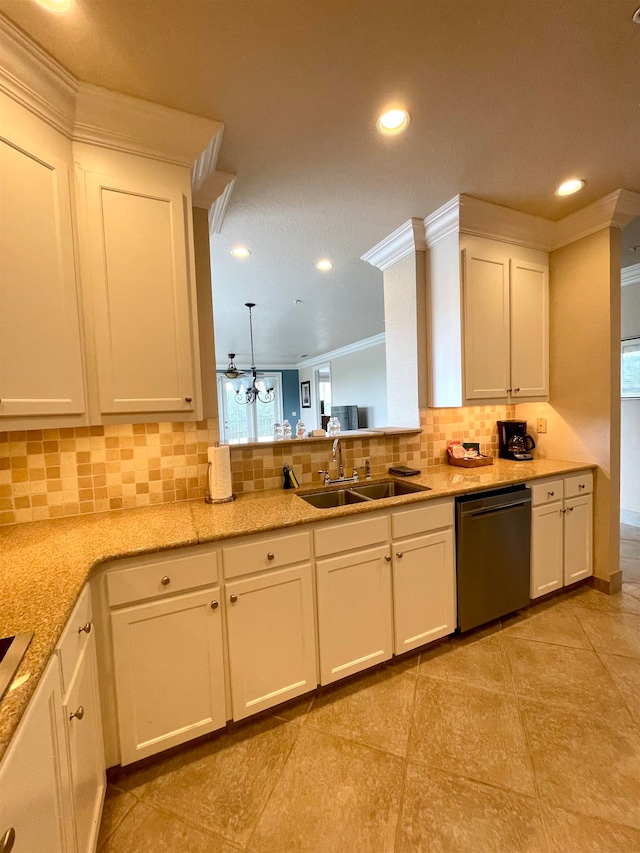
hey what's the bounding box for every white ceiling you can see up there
[2,0,640,364]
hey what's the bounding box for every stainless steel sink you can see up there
[299,489,370,509]
[351,479,430,499]
[298,478,430,508]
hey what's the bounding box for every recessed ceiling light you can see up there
[33,0,73,11]
[377,109,411,136]
[230,247,251,259]
[293,299,302,305]
[315,259,333,271]
[555,179,585,197]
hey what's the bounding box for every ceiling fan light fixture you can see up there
[377,108,410,136]
[555,178,585,197]
[227,305,276,405]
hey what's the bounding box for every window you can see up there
[622,338,640,399]
[217,373,284,441]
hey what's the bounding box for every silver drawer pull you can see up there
[1,828,15,853]
[567,506,574,512]
[69,705,84,721]
[161,576,171,586]
[384,555,391,562]
[396,551,404,558]
[547,491,555,498]
[267,552,275,561]
[210,600,219,610]
[230,594,238,603]
[579,483,585,489]
[561,508,566,514]
[78,622,92,635]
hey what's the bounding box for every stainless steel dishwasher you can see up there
[455,484,532,632]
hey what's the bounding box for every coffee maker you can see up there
[497,420,536,461]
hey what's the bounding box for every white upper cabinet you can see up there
[0,99,85,420]
[81,167,197,417]
[461,236,549,404]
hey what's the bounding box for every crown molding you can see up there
[296,333,386,369]
[458,194,554,250]
[423,196,461,247]
[621,262,640,287]
[0,13,78,136]
[74,82,223,168]
[361,220,426,270]
[208,176,236,235]
[552,189,640,250]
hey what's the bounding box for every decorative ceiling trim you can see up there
[296,333,386,369]
[551,189,640,250]
[423,196,461,247]
[361,220,425,270]
[208,176,236,235]
[74,83,223,168]
[0,13,78,137]
[621,262,640,287]
[458,194,554,250]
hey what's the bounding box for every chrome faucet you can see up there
[332,438,344,479]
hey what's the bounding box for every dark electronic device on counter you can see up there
[388,465,420,477]
[497,419,536,461]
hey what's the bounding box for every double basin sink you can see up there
[298,478,430,509]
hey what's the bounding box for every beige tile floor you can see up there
[99,527,640,852]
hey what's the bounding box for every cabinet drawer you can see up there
[57,585,92,693]
[107,547,218,607]
[564,471,593,499]
[223,531,311,579]
[314,514,389,558]
[530,479,564,507]
[391,499,454,540]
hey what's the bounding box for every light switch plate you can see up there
[536,417,547,434]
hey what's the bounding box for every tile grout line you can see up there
[392,650,422,852]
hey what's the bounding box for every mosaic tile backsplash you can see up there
[0,405,514,526]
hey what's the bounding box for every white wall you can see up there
[621,279,640,524]
[297,365,318,430]
[331,342,387,427]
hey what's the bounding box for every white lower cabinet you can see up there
[392,529,456,654]
[0,658,72,853]
[225,564,317,719]
[63,629,105,853]
[111,587,226,765]
[530,472,593,599]
[316,544,393,685]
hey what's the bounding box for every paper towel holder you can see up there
[204,460,236,504]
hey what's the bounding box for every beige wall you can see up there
[621,280,640,524]
[517,228,621,586]
[193,207,218,421]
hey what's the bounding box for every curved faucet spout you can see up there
[332,438,344,479]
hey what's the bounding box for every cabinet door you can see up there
[531,502,564,598]
[392,530,455,654]
[0,122,85,417]
[564,494,593,585]
[509,259,549,398]
[111,587,226,764]
[0,658,72,853]
[226,565,317,720]
[63,631,105,853]
[462,244,510,400]
[83,169,196,416]
[316,545,392,685]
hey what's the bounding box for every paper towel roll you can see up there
[207,445,233,501]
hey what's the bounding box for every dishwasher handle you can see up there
[468,501,529,518]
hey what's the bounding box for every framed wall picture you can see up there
[301,380,311,408]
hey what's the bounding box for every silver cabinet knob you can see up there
[561,508,567,514]
[0,828,15,853]
[396,551,404,558]
[185,397,193,403]
[161,576,171,586]
[267,552,275,561]
[547,491,554,498]
[579,483,585,489]
[230,594,238,603]
[507,388,512,393]
[69,705,85,721]
[567,506,574,512]
[78,622,92,635]
[384,554,391,562]
[210,600,219,610]
[514,387,520,392]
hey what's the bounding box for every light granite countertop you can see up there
[0,457,594,761]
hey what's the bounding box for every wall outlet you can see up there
[536,417,547,434]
